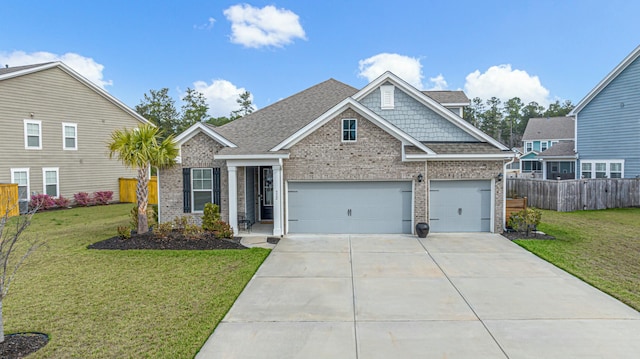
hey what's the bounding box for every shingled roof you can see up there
[0,62,55,76]
[422,91,469,104]
[522,117,574,141]
[215,78,358,155]
[538,140,577,158]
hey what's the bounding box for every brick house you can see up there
[159,72,513,235]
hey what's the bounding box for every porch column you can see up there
[228,166,238,234]
[272,164,283,236]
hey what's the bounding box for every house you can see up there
[519,117,576,179]
[0,62,151,211]
[159,72,513,236]
[569,45,640,178]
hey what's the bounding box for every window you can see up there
[541,141,548,151]
[525,142,533,152]
[191,168,213,212]
[581,160,624,179]
[595,163,607,178]
[342,119,357,142]
[11,168,29,213]
[24,120,42,149]
[522,160,542,172]
[380,85,395,109]
[43,168,59,197]
[62,123,77,150]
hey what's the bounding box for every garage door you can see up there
[288,182,412,234]
[429,180,491,232]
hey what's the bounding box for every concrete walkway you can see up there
[196,233,640,358]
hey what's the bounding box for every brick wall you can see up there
[159,132,229,224]
[284,108,427,225]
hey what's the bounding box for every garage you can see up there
[429,180,492,232]
[287,181,412,234]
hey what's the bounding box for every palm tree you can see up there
[108,124,178,234]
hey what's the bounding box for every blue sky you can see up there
[2,0,640,117]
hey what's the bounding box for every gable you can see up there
[359,86,478,142]
[582,55,640,116]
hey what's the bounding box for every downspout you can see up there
[503,156,516,232]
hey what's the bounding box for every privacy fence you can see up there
[507,178,640,212]
[119,177,158,205]
[0,183,20,217]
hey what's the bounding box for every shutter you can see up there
[213,168,221,205]
[183,168,191,213]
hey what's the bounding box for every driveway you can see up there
[197,233,640,358]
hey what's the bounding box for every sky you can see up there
[2,0,640,118]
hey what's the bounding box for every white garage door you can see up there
[288,181,412,234]
[429,180,492,232]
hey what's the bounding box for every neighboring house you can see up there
[520,117,576,179]
[0,62,151,211]
[569,45,640,179]
[159,72,513,236]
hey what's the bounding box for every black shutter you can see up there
[183,168,191,213]
[213,168,221,205]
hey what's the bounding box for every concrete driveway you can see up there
[196,233,640,358]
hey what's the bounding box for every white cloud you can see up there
[464,64,550,106]
[358,53,425,89]
[0,50,112,88]
[223,4,306,48]
[192,79,253,118]
[427,74,448,90]
[194,17,216,30]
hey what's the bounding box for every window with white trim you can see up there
[380,85,395,109]
[191,168,213,212]
[11,168,29,213]
[24,119,42,149]
[342,118,357,142]
[43,167,59,197]
[63,123,77,150]
[541,141,548,151]
[580,160,624,179]
[525,141,533,152]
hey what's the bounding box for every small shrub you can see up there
[210,220,233,239]
[54,196,71,208]
[508,207,542,236]
[74,192,93,207]
[130,206,139,230]
[202,203,220,231]
[183,224,203,239]
[153,222,173,239]
[117,226,131,239]
[30,194,56,210]
[172,216,191,231]
[93,191,113,205]
[150,205,159,226]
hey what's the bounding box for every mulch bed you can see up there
[502,230,555,241]
[88,230,247,250]
[0,332,49,359]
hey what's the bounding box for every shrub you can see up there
[172,216,191,231]
[73,192,93,207]
[202,203,220,231]
[29,194,56,210]
[153,222,173,239]
[93,191,113,205]
[117,226,131,239]
[210,220,233,239]
[130,205,156,232]
[508,207,542,236]
[183,224,203,239]
[54,196,71,208]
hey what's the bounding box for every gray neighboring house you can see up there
[520,116,576,179]
[570,44,640,178]
[0,62,151,211]
[160,72,513,236]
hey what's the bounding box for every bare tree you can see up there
[0,201,44,343]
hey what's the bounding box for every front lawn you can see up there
[3,204,270,358]
[514,208,640,311]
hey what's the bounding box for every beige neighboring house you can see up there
[0,62,151,211]
[160,72,513,236]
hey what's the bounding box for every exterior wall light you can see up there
[417,173,423,182]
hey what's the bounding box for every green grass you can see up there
[514,208,640,311]
[3,204,270,358]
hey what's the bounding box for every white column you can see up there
[272,164,283,236]
[228,166,238,235]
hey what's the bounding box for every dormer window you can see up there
[342,119,357,142]
[381,85,395,109]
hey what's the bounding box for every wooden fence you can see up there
[119,177,158,205]
[0,183,20,217]
[507,178,640,212]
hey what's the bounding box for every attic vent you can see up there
[381,85,395,109]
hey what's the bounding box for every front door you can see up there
[259,167,273,222]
